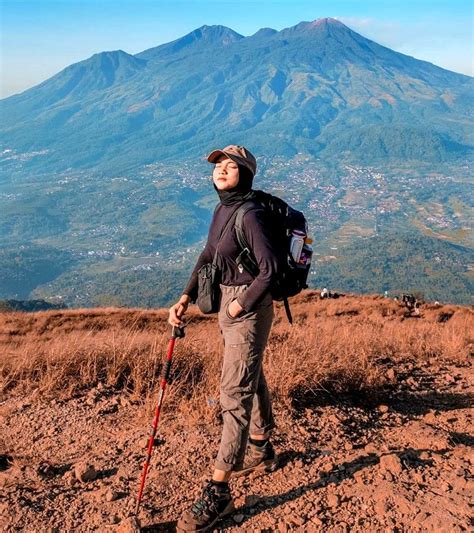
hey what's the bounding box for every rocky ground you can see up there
[1,356,472,532]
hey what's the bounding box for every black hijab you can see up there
[214,165,257,206]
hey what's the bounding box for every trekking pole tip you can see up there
[120,515,142,532]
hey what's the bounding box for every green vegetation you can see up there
[314,231,473,305]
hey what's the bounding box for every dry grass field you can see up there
[0,291,472,531]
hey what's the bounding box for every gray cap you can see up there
[207,144,257,176]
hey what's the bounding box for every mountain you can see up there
[1,18,472,175]
[136,25,245,59]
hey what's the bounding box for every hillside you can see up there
[0,17,472,314]
[1,18,472,175]
[0,293,472,531]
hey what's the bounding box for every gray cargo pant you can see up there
[215,284,276,472]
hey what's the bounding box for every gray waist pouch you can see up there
[197,263,220,314]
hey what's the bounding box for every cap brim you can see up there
[207,150,246,167]
[207,150,227,163]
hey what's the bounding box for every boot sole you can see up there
[232,457,279,478]
[176,500,235,532]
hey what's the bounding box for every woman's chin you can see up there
[216,183,232,191]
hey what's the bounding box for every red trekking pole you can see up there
[135,324,185,515]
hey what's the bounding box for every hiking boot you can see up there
[176,479,235,532]
[232,440,279,477]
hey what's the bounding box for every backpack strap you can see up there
[234,201,260,277]
[283,296,293,324]
[234,201,294,325]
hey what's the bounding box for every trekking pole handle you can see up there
[172,325,185,339]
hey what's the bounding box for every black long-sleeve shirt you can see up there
[183,202,279,312]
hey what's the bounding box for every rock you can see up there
[378,404,389,414]
[290,515,305,526]
[379,454,402,475]
[364,443,378,454]
[320,461,334,474]
[139,437,149,449]
[423,411,437,424]
[386,368,396,381]
[115,517,141,533]
[106,489,119,502]
[74,462,97,482]
[327,493,340,507]
[233,514,244,524]
[344,442,353,451]
[245,494,261,506]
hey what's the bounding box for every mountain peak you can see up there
[309,17,346,27]
[193,24,244,43]
[281,17,349,35]
[137,24,244,60]
[251,27,278,39]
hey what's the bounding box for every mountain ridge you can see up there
[1,17,472,174]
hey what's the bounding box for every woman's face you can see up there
[212,156,239,190]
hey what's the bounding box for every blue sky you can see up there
[1,0,473,98]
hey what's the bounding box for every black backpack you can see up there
[233,190,312,324]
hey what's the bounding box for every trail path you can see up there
[1,355,471,531]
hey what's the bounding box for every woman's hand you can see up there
[227,298,244,318]
[168,295,191,327]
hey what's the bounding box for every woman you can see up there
[168,145,279,532]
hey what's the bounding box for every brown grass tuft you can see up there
[1,294,471,421]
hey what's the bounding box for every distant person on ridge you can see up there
[168,145,279,532]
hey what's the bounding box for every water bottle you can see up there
[290,230,305,263]
[299,238,313,266]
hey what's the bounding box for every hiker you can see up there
[168,145,279,531]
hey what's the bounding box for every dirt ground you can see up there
[1,350,472,531]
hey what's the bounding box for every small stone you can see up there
[139,437,149,449]
[245,495,261,506]
[419,451,430,460]
[290,515,305,526]
[364,443,378,454]
[378,404,389,414]
[386,369,396,381]
[423,411,437,424]
[74,462,97,482]
[327,493,340,507]
[344,442,353,451]
[115,517,141,533]
[320,461,334,474]
[106,489,119,502]
[379,454,402,475]
[233,513,244,524]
